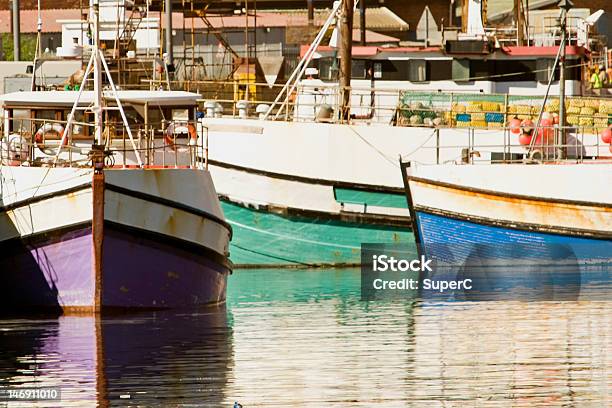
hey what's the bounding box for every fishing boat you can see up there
[401,161,612,256]
[201,0,608,267]
[0,3,231,313]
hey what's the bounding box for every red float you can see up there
[519,133,532,146]
[521,119,534,134]
[509,118,522,134]
[601,128,612,144]
[540,118,553,127]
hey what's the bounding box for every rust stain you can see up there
[167,271,180,279]
[416,181,611,231]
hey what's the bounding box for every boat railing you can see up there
[142,78,612,135]
[406,125,612,166]
[0,115,209,170]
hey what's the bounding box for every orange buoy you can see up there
[509,118,522,134]
[540,118,553,127]
[521,119,534,134]
[519,133,532,146]
[601,128,612,144]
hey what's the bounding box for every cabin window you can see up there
[428,60,452,81]
[498,60,537,82]
[536,59,557,82]
[409,60,427,82]
[351,60,367,79]
[470,60,493,80]
[70,111,87,138]
[172,108,189,121]
[11,109,31,133]
[317,57,338,81]
[379,60,409,80]
[452,59,470,81]
[373,62,382,79]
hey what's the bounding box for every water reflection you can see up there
[0,268,609,407]
[0,308,232,406]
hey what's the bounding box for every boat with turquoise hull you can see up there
[222,199,412,268]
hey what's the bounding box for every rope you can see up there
[347,125,398,168]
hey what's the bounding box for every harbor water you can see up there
[0,268,609,407]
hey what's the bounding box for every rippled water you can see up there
[0,268,610,407]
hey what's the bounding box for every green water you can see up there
[0,268,609,406]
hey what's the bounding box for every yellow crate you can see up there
[579,117,594,126]
[487,122,503,129]
[471,112,486,121]
[517,114,533,120]
[514,105,532,115]
[580,107,596,116]
[568,98,584,108]
[451,103,466,113]
[470,120,487,128]
[466,103,483,113]
[583,99,600,109]
[567,106,581,115]
[456,121,472,128]
[599,101,612,115]
[508,105,517,114]
[567,115,580,125]
[481,102,500,112]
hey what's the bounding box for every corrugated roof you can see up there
[0,9,81,33]
[0,7,408,33]
[274,7,409,31]
[352,29,399,43]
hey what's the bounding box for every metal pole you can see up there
[92,0,103,146]
[359,0,366,45]
[164,0,173,67]
[307,0,314,26]
[339,0,353,121]
[558,7,567,159]
[425,6,430,47]
[12,0,20,61]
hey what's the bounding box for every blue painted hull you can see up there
[414,211,611,300]
[416,211,612,261]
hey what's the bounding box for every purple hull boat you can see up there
[0,167,232,313]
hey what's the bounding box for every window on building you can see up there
[409,60,427,82]
[452,59,470,81]
[351,60,367,79]
[536,59,557,82]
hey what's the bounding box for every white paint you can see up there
[409,163,612,233]
[0,167,230,257]
[204,117,606,193]
[209,164,409,219]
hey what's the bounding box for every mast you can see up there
[12,0,20,61]
[558,0,573,159]
[339,0,353,121]
[30,0,42,91]
[92,0,103,145]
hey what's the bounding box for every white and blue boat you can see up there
[401,162,611,255]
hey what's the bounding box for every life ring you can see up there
[164,122,197,150]
[34,123,68,155]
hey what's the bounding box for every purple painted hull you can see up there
[0,224,229,311]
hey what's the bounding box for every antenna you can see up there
[54,0,143,167]
[29,0,42,91]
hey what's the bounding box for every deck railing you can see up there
[408,125,612,166]
[0,115,209,170]
[142,79,612,135]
